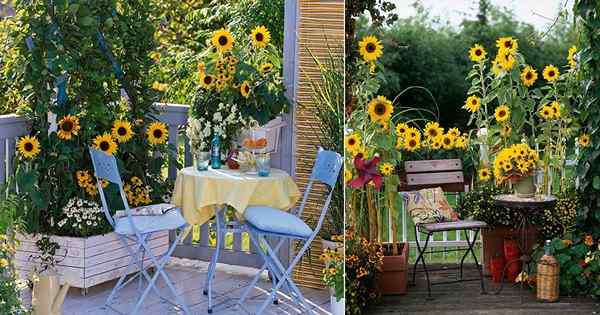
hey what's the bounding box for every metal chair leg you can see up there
[465,229,486,294]
[420,232,433,300]
[411,225,424,286]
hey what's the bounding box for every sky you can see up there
[392,0,572,31]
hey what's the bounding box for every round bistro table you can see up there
[491,194,557,302]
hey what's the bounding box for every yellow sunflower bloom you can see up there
[345,133,361,153]
[464,95,481,113]
[358,35,383,62]
[543,65,560,82]
[367,96,393,124]
[441,133,455,150]
[57,115,81,140]
[479,167,491,181]
[424,122,444,140]
[579,134,591,147]
[17,135,41,158]
[468,44,487,63]
[496,37,518,53]
[395,123,409,137]
[491,60,504,77]
[379,163,395,176]
[496,49,516,71]
[550,101,561,119]
[448,127,461,138]
[250,25,271,48]
[520,66,538,87]
[211,28,234,53]
[111,120,134,143]
[494,105,511,123]
[240,81,251,98]
[344,169,353,184]
[405,127,420,140]
[146,122,168,145]
[404,136,421,152]
[500,124,512,138]
[567,45,577,69]
[260,63,274,74]
[200,74,215,89]
[93,133,118,155]
[539,105,553,120]
[455,135,468,150]
[430,136,443,150]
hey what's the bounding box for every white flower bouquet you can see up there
[56,198,111,237]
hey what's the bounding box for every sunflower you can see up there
[344,169,353,184]
[358,35,383,62]
[430,137,443,150]
[93,133,118,155]
[57,115,81,140]
[260,63,274,74]
[200,74,215,89]
[237,81,250,98]
[345,133,361,153]
[197,62,206,74]
[367,96,393,123]
[441,133,455,150]
[448,127,461,138]
[496,37,518,53]
[111,120,134,143]
[464,95,481,113]
[539,105,553,120]
[500,124,512,138]
[491,60,504,77]
[494,105,510,123]
[404,136,421,152]
[17,135,40,158]
[478,167,491,181]
[578,134,590,147]
[424,122,444,140]
[146,122,168,145]
[567,45,577,69]
[211,28,234,53]
[543,65,559,82]
[395,122,409,136]
[520,66,538,87]
[379,163,395,176]
[405,127,420,140]
[468,44,487,62]
[496,50,515,71]
[455,135,468,150]
[250,25,271,48]
[550,101,561,119]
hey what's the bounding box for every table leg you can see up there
[204,206,224,314]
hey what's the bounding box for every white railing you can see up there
[0,104,265,268]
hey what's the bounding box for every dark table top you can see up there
[492,194,557,210]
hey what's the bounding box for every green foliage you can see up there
[369,2,578,129]
[7,0,176,235]
[305,48,344,239]
[574,0,600,232]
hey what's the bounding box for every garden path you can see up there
[22,258,331,315]
[367,264,599,315]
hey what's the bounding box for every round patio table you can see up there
[171,166,301,313]
[491,194,557,302]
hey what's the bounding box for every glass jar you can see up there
[194,151,210,171]
[255,153,271,177]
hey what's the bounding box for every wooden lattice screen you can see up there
[292,0,344,289]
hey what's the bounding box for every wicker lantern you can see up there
[536,240,559,302]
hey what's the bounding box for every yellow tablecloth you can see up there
[172,167,301,228]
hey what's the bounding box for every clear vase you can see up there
[255,153,270,177]
[513,176,535,198]
[194,152,210,171]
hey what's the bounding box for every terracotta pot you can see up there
[482,226,538,276]
[378,242,409,295]
[490,256,505,283]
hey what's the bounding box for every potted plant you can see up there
[320,247,344,315]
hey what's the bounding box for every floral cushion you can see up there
[404,187,459,225]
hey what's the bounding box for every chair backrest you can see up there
[297,148,343,238]
[88,148,129,229]
[400,159,465,193]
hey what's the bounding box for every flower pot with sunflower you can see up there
[493,143,539,197]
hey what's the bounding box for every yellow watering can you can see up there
[31,273,70,315]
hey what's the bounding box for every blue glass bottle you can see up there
[210,134,221,169]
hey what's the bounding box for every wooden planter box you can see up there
[14,231,169,289]
[482,226,538,276]
[378,242,409,295]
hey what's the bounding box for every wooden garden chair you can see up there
[399,159,487,299]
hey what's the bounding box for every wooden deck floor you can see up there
[366,264,599,315]
[22,258,330,315]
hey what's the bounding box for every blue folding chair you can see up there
[89,148,191,315]
[238,148,343,315]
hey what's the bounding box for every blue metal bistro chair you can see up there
[238,148,343,315]
[89,148,191,315]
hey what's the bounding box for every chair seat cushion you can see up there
[114,205,187,235]
[244,206,313,238]
[404,187,460,225]
[419,220,488,233]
